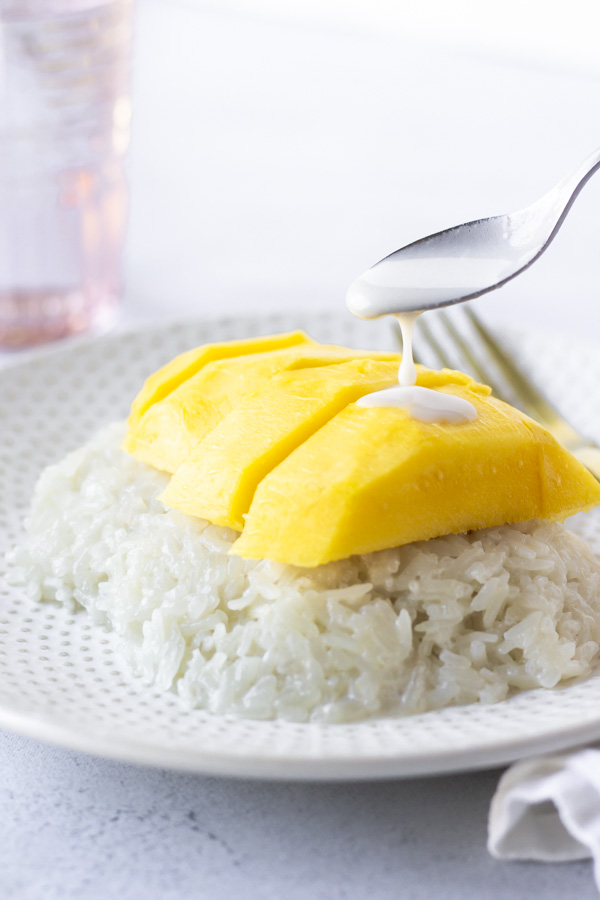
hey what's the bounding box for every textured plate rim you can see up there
[3,313,600,781]
[2,691,600,781]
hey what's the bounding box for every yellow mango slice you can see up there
[124,342,399,473]
[161,361,488,531]
[127,330,311,429]
[233,388,600,567]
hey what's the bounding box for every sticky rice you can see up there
[11,423,600,723]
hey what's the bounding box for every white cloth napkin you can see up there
[488,747,600,890]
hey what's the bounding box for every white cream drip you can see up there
[397,311,419,387]
[354,311,477,424]
[357,384,478,423]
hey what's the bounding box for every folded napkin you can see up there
[488,747,600,890]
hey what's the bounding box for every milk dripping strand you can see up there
[356,312,477,424]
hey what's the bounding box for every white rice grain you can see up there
[9,422,600,723]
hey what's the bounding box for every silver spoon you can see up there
[346,145,600,319]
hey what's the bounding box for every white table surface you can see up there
[2,2,600,897]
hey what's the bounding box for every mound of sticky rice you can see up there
[11,423,600,723]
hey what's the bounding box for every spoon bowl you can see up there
[347,145,600,319]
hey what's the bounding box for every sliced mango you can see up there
[161,361,488,531]
[127,330,311,429]
[124,342,399,473]
[233,387,600,567]
[125,332,600,568]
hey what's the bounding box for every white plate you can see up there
[3,312,600,781]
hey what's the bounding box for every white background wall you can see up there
[125,0,600,339]
[192,0,600,74]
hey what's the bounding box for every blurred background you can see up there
[1,0,599,348]
[122,0,600,339]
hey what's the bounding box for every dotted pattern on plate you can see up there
[1,313,600,779]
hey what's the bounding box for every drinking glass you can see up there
[0,0,134,348]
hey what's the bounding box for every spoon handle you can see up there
[557,145,600,199]
[528,145,600,237]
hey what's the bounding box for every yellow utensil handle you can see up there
[572,446,600,482]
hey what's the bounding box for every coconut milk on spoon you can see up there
[348,145,600,422]
[348,273,477,424]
